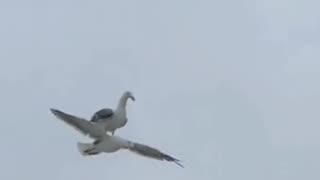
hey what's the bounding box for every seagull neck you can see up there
[116,95,128,115]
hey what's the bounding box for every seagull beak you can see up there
[130,95,135,101]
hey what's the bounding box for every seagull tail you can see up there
[77,142,99,156]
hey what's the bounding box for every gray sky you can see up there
[0,0,320,179]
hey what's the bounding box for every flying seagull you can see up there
[90,91,135,135]
[50,108,184,168]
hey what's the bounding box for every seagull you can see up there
[90,91,135,135]
[50,108,184,168]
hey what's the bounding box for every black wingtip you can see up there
[173,160,184,168]
[50,108,66,118]
[50,108,60,115]
[50,108,55,112]
[164,155,184,168]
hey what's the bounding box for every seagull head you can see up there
[124,91,135,101]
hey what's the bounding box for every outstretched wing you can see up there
[50,108,105,139]
[90,108,114,122]
[127,141,184,168]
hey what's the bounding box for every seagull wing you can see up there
[90,108,114,122]
[121,139,183,168]
[50,108,105,139]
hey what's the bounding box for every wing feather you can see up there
[50,108,105,139]
[90,108,114,122]
[128,142,184,168]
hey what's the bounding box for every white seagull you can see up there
[50,108,184,168]
[90,91,135,135]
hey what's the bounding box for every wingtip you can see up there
[50,108,64,118]
[50,108,59,114]
[173,159,184,168]
[164,155,184,168]
[175,161,184,168]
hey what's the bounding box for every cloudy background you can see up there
[1,0,320,179]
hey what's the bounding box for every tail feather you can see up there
[77,142,99,156]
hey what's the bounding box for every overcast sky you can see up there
[0,0,320,179]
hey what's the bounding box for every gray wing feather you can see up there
[90,108,114,122]
[128,142,184,168]
[50,108,105,139]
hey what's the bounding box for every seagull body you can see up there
[90,91,135,135]
[50,108,183,168]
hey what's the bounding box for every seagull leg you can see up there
[88,151,99,155]
[84,148,99,155]
[84,148,94,154]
